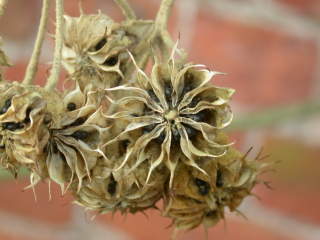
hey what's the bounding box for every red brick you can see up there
[0,1,41,41]
[190,11,317,107]
[0,179,72,225]
[98,208,297,240]
[255,137,320,225]
[276,0,320,20]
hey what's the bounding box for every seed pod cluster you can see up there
[0,3,268,237]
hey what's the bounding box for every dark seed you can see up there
[172,128,180,143]
[194,178,210,196]
[143,123,156,134]
[67,102,77,111]
[94,38,107,51]
[164,83,172,102]
[183,124,197,139]
[181,83,194,97]
[216,169,223,187]
[24,108,32,124]
[69,117,86,127]
[107,175,117,196]
[2,122,24,131]
[155,131,165,144]
[121,139,130,149]
[206,210,217,217]
[103,55,118,66]
[147,89,159,103]
[71,130,89,140]
[0,98,12,115]
[189,97,200,108]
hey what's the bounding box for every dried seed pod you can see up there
[62,13,153,92]
[74,128,169,214]
[46,84,108,192]
[0,82,62,180]
[104,49,234,186]
[163,147,265,231]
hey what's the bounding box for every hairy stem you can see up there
[0,0,7,17]
[155,0,174,31]
[114,0,136,20]
[23,0,51,85]
[45,0,64,90]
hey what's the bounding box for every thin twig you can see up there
[0,0,8,18]
[155,0,174,31]
[23,0,51,85]
[114,0,136,20]
[45,0,64,90]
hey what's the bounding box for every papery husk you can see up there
[163,147,264,231]
[46,84,109,193]
[73,121,169,214]
[104,48,235,186]
[0,82,62,180]
[62,13,153,92]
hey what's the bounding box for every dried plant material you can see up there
[62,13,153,92]
[104,49,234,186]
[0,82,61,179]
[0,37,10,81]
[163,147,264,231]
[46,84,109,192]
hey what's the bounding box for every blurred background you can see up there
[0,0,320,239]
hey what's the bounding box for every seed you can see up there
[147,89,159,103]
[0,98,12,115]
[2,122,24,131]
[143,123,156,134]
[103,55,118,66]
[172,128,180,143]
[188,97,200,108]
[183,124,197,139]
[71,130,89,140]
[164,83,172,102]
[67,102,77,111]
[69,117,86,127]
[184,111,206,123]
[194,178,210,196]
[24,108,32,124]
[216,169,223,187]
[94,38,107,51]
[155,131,165,144]
[107,175,117,196]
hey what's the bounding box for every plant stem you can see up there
[114,0,136,20]
[0,0,7,17]
[45,0,64,90]
[228,99,320,131]
[23,0,51,85]
[155,0,174,31]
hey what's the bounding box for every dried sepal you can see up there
[46,85,109,193]
[162,147,265,231]
[62,13,153,92]
[104,49,234,185]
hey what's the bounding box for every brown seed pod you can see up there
[46,84,109,193]
[62,13,153,92]
[162,147,265,231]
[104,49,234,186]
[0,82,61,181]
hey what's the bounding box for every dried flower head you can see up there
[46,85,108,192]
[62,13,153,91]
[163,147,264,230]
[0,82,60,179]
[104,49,234,186]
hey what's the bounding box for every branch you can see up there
[23,0,51,85]
[155,0,174,32]
[114,0,136,20]
[45,0,64,90]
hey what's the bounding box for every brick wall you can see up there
[0,0,319,239]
